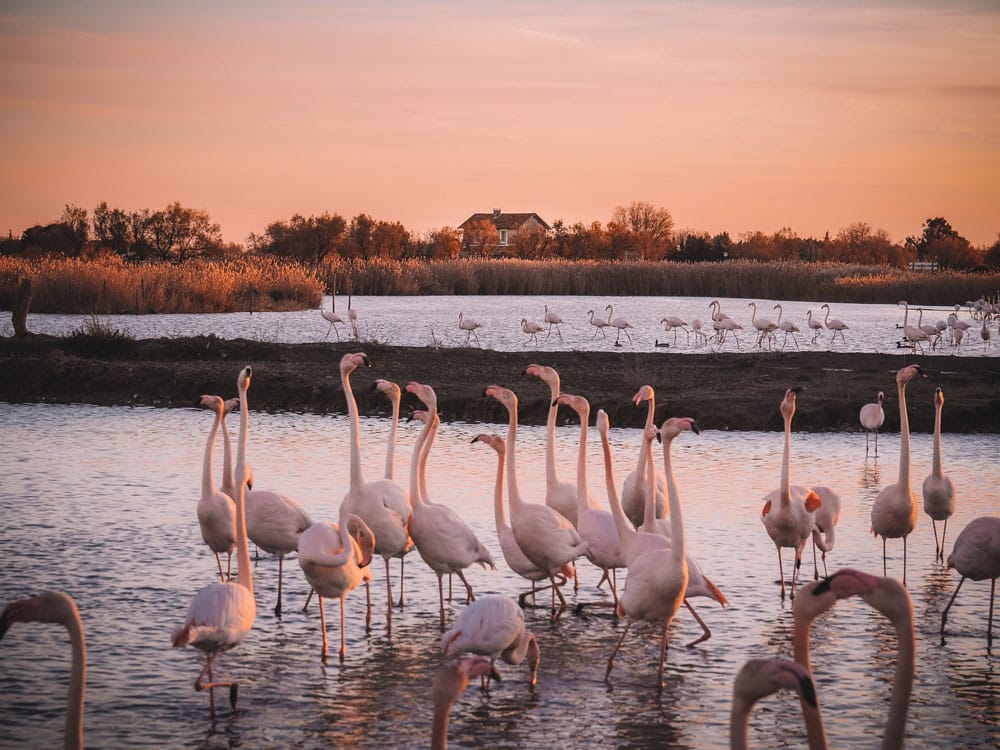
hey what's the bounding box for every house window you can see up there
[499,229,509,246]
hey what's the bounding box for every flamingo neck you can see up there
[491,448,508,532]
[409,414,431,508]
[419,413,439,505]
[601,432,634,541]
[901,304,909,328]
[824,307,831,325]
[64,603,86,750]
[931,402,943,477]
[662,432,685,563]
[641,437,658,531]
[882,605,915,750]
[384,398,399,480]
[504,403,526,513]
[780,413,792,506]
[220,414,235,495]
[431,697,455,750]
[897,381,911,487]
[728,697,753,750]
[792,616,829,750]
[545,381,561,487]
[201,406,222,498]
[235,384,253,596]
[343,367,365,491]
[574,408,591,513]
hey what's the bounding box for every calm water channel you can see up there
[0,395,997,748]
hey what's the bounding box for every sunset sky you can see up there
[2,1,998,247]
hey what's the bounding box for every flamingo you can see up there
[554,392,626,606]
[244,482,312,617]
[808,486,842,580]
[441,595,540,690]
[484,385,587,621]
[713,315,744,349]
[347,303,359,340]
[981,318,992,350]
[923,387,956,561]
[897,301,929,354]
[917,308,941,348]
[859,390,886,457]
[543,304,563,340]
[748,302,777,349]
[871,364,925,584]
[606,304,634,346]
[520,318,544,345]
[1,591,86,750]
[338,352,413,630]
[820,303,848,345]
[457,312,482,347]
[172,365,256,719]
[605,416,691,689]
[297,513,375,661]
[621,385,667,530]
[940,516,1000,645]
[320,301,344,341]
[587,309,609,338]
[471,433,572,607]
[773,304,800,350]
[691,318,708,345]
[431,655,500,750]
[729,658,817,750]
[760,388,823,599]
[196,395,237,582]
[805,309,824,343]
[659,316,690,345]
[793,569,915,750]
[525,363,579,526]
[407,382,496,627]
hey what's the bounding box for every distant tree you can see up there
[60,204,89,253]
[461,218,499,257]
[609,201,675,260]
[732,230,776,261]
[92,201,131,257]
[984,235,1000,269]
[370,220,411,260]
[21,222,78,257]
[509,225,549,259]
[146,202,222,262]
[253,212,346,266]
[929,235,981,269]
[423,227,462,260]
[342,213,377,259]
[827,222,902,265]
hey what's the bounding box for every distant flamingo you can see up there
[897,300,929,354]
[714,316,744,349]
[805,309,824,343]
[729,658,817,750]
[859,390,886,457]
[691,318,708,345]
[457,312,483,346]
[793,569,915,750]
[441,595,540,691]
[941,516,1000,645]
[606,304,634,346]
[525,364,579,526]
[922,387,956,561]
[871,364,925,584]
[431,656,500,750]
[520,318,544,345]
[587,309,609,338]
[543,304,563,340]
[981,318,992,350]
[1,591,86,749]
[820,303,848,344]
[659,315,690,345]
[320,299,344,341]
[485,385,587,621]
[748,302,777,349]
[760,388,822,599]
[773,304,801,350]
[297,513,375,661]
[917,308,941,348]
[197,395,237,582]
[347,304,359,340]
[172,365,256,719]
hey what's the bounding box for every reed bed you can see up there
[1,255,996,314]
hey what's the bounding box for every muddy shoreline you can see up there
[1,335,998,433]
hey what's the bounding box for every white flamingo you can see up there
[922,387,956,561]
[525,363,579,526]
[197,395,237,582]
[820,303,848,344]
[606,304,634,346]
[871,364,925,584]
[406,382,496,627]
[760,388,822,599]
[805,309,824,343]
[338,352,413,629]
[793,569,915,750]
[713,315,744,349]
[441,595,540,691]
[485,385,587,621]
[659,315,690,345]
[555,392,626,606]
[297,513,375,661]
[621,385,667,530]
[172,365,256,719]
[471,433,572,607]
[587,309,609,338]
[1,591,87,750]
[431,655,499,750]
[773,304,801,350]
[691,318,708,345]
[543,304,563,340]
[457,311,483,347]
[748,302,777,349]
[859,390,886,457]
[897,300,929,354]
[940,516,1000,645]
[729,658,817,750]
[520,318,544,345]
[320,301,344,341]
[917,307,941,348]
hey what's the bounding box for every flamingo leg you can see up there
[303,588,314,612]
[214,552,225,583]
[456,570,475,604]
[274,555,284,617]
[383,558,394,633]
[683,600,712,647]
[989,578,996,646]
[932,520,941,562]
[437,574,446,630]
[940,575,966,636]
[874,429,879,457]
[812,539,819,580]
[776,547,786,598]
[365,579,372,634]
[225,552,232,583]
[339,598,347,662]
[551,574,568,622]
[397,556,406,608]
[903,535,908,587]
[605,620,632,682]
[940,520,949,563]
[319,594,328,662]
[882,537,887,577]
[657,622,670,690]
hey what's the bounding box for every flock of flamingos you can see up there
[2,352,999,749]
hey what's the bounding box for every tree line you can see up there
[3,200,998,270]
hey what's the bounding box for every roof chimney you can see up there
[492,208,502,219]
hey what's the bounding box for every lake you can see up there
[0,398,997,748]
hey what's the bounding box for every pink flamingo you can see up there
[922,387,956,561]
[197,395,237,582]
[432,655,500,750]
[730,658,816,750]
[941,516,1000,645]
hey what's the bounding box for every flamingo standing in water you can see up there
[871,364,925,584]
[820,303,848,345]
[431,655,500,750]
[729,658,817,750]
[922,387,956,561]
[859,390,886,457]
[520,318,544,345]
[773,304,801,350]
[525,364,579,526]
[659,316,690,345]
[606,304,634,346]
[1,591,87,749]
[805,309,824,343]
[196,395,237,582]
[898,300,929,354]
[940,516,1000,645]
[543,304,563,340]
[760,388,822,599]
[457,312,483,346]
[748,302,777,349]
[320,302,344,341]
[172,365,256,719]
[587,309,609,338]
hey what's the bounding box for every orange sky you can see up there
[2,1,999,246]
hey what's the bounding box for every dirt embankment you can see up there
[1,335,998,433]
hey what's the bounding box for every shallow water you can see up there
[0,400,998,748]
[4,294,997,358]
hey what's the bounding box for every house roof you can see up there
[459,212,551,231]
